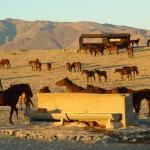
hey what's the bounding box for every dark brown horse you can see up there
[147,39,150,47]
[0,83,33,123]
[29,59,42,71]
[115,68,132,81]
[39,86,51,93]
[130,38,140,47]
[0,59,11,69]
[94,69,107,82]
[86,85,106,93]
[71,62,82,72]
[82,69,95,83]
[46,63,51,71]
[55,77,85,92]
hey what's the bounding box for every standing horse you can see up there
[55,77,85,92]
[115,68,132,81]
[71,62,82,72]
[0,79,3,91]
[130,38,140,47]
[122,66,139,77]
[46,63,51,71]
[82,70,95,83]
[0,59,11,69]
[147,39,150,47]
[106,43,119,55]
[127,47,134,58]
[0,83,33,123]
[66,62,71,72]
[94,69,107,82]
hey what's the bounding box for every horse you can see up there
[39,86,51,93]
[0,83,33,123]
[94,69,107,82]
[55,77,85,93]
[115,68,132,81]
[122,66,139,77]
[86,85,106,93]
[147,39,150,47]
[82,69,95,83]
[132,89,150,117]
[29,59,41,71]
[0,59,11,69]
[127,46,134,58]
[66,62,71,72]
[130,38,140,47]
[71,62,82,72]
[106,43,119,55]
[46,63,51,71]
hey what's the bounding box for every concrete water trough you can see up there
[26,93,137,129]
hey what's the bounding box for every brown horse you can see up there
[147,39,150,47]
[46,63,51,71]
[127,47,134,58]
[66,62,71,72]
[0,59,11,69]
[55,77,85,92]
[122,66,139,77]
[130,38,140,47]
[82,69,95,83]
[86,85,106,93]
[106,43,119,55]
[115,68,132,81]
[29,59,42,71]
[71,62,82,72]
[0,83,33,123]
[94,69,107,82]
[39,86,51,93]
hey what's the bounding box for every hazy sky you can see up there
[0,0,150,29]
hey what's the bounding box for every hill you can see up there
[0,18,150,50]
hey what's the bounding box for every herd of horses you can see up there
[66,62,139,82]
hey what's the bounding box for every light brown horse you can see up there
[82,69,95,83]
[94,69,107,82]
[106,43,119,55]
[29,59,42,71]
[55,77,85,92]
[66,62,71,72]
[0,59,11,69]
[115,68,132,81]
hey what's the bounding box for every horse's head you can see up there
[55,77,70,86]
[39,86,51,93]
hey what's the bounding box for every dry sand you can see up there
[0,47,150,149]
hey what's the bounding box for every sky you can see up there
[0,0,150,29]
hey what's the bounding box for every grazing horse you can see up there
[71,62,82,72]
[127,46,134,58]
[39,86,51,93]
[82,69,95,83]
[0,83,33,123]
[94,69,107,82]
[130,38,140,47]
[115,68,132,81]
[55,77,85,92]
[122,66,139,77]
[147,39,150,47]
[0,59,11,69]
[132,89,150,117]
[66,62,71,72]
[46,63,51,71]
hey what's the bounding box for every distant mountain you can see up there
[0,18,149,50]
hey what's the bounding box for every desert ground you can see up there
[0,47,150,149]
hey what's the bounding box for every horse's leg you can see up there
[9,107,14,124]
[147,101,150,117]
[14,107,18,120]
[99,76,101,82]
